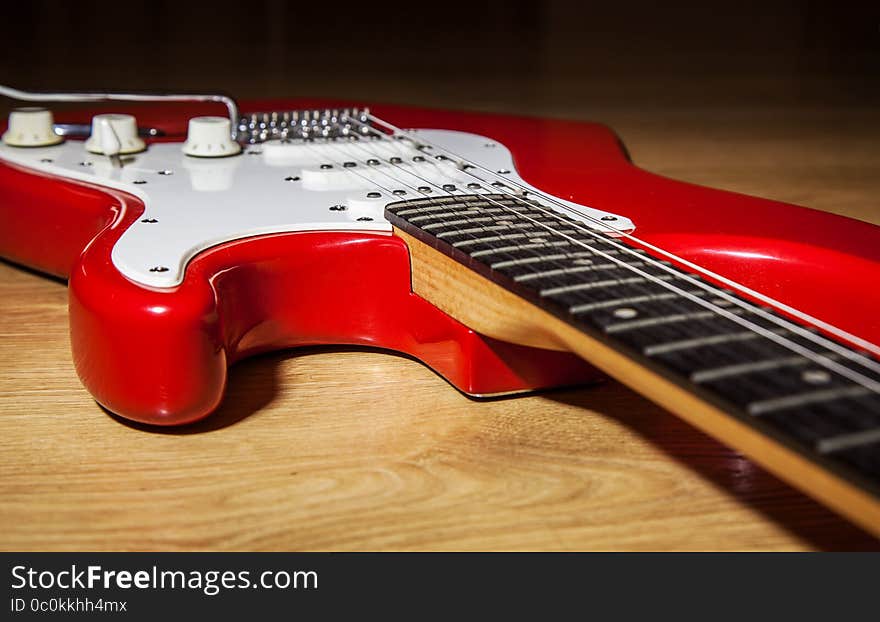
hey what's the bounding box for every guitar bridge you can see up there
[237,107,373,144]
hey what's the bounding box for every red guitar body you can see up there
[1,99,878,425]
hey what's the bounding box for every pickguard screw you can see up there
[601,215,618,221]
[320,164,333,169]
[413,156,426,162]
[133,180,147,185]
[497,168,510,174]
[40,158,53,163]
[79,161,92,167]
[329,204,347,211]
[357,216,374,221]
[418,186,432,193]
[442,184,456,191]
[367,159,380,166]
[467,183,481,189]
[157,170,173,176]
[284,176,300,182]
[393,189,407,196]
[141,218,158,223]
[149,266,169,273]
[343,161,357,168]
[367,192,382,198]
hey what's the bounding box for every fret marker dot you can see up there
[613,308,638,320]
[801,369,831,385]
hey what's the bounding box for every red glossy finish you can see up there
[1,99,879,425]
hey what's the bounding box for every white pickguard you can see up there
[0,129,634,288]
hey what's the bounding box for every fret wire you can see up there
[749,386,873,416]
[692,354,829,384]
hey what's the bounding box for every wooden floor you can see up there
[1,100,879,551]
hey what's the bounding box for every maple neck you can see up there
[385,193,880,534]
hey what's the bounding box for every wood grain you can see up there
[1,106,879,551]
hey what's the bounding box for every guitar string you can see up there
[360,113,880,362]
[301,127,880,394]
[345,116,880,378]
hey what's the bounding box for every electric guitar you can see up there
[1,86,878,538]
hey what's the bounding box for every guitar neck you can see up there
[385,193,880,536]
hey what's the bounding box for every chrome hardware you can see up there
[53,123,165,138]
[236,107,373,145]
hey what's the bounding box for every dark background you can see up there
[2,0,878,113]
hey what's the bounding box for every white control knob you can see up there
[2,107,63,147]
[85,114,145,155]
[182,116,241,158]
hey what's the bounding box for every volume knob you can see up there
[85,114,146,155]
[2,107,63,147]
[182,116,241,158]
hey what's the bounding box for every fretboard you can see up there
[385,193,880,499]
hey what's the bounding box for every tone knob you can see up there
[2,107,63,147]
[182,116,241,158]
[84,114,145,155]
